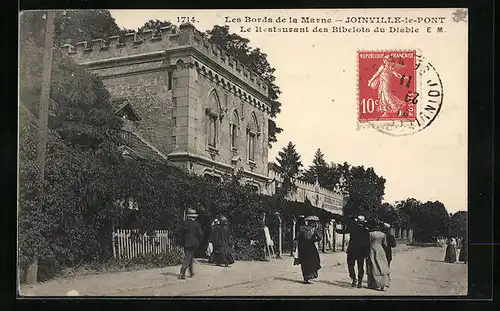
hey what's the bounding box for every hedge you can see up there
[18,115,338,280]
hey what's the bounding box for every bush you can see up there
[233,238,266,261]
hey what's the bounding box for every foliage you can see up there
[20,10,125,47]
[394,198,451,242]
[53,10,123,46]
[301,149,330,188]
[343,166,386,219]
[233,238,266,261]
[449,211,467,238]
[274,141,303,199]
[137,19,173,37]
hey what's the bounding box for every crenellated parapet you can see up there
[60,23,270,99]
[267,169,345,214]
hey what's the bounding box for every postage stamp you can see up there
[357,50,444,136]
[358,50,417,122]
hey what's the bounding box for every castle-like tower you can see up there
[62,23,272,192]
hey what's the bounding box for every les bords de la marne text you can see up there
[225,16,447,33]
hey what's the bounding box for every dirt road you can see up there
[20,245,467,296]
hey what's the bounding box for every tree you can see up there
[343,166,386,219]
[301,149,330,188]
[20,11,124,150]
[449,211,467,238]
[274,142,303,198]
[137,19,172,37]
[19,14,126,279]
[398,200,450,242]
[20,10,125,48]
[53,10,123,46]
[205,25,283,147]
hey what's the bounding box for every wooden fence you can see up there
[112,229,182,259]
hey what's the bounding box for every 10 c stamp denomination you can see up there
[357,50,444,136]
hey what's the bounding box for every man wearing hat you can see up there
[335,215,370,288]
[178,208,204,279]
[381,222,396,268]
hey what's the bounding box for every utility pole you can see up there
[26,10,55,285]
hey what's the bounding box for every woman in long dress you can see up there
[207,218,219,263]
[365,221,391,290]
[367,55,408,117]
[444,237,457,263]
[458,236,468,263]
[294,216,322,284]
[210,215,235,267]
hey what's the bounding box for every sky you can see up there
[109,9,468,213]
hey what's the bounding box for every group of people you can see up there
[176,209,235,280]
[444,236,468,264]
[293,214,396,291]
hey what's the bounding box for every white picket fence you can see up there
[112,229,181,259]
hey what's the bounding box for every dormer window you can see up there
[114,102,141,122]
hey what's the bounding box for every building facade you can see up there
[62,23,272,192]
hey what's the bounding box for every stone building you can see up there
[61,23,272,192]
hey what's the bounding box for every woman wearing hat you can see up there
[210,215,235,267]
[365,220,391,290]
[444,236,458,263]
[293,215,322,284]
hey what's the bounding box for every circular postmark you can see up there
[367,52,444,136]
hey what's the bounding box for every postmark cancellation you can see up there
[357,49,444,136]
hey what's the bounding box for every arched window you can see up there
[205,90,221,149]
[230,110,240,150]
[247,112,260,162]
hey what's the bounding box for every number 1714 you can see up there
[177,17,197,23]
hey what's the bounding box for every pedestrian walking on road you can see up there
[365,220,391,291]
[178,209,203,279]
[335,215,370,288]
[444,237,458,263]
[381,223,396,268]
[458,236,468,263]
[294,215,322,284]
[210,215,235,267]
[207,218,219,263]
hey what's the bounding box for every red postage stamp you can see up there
[358,50,417,122]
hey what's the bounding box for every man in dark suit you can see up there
[178,209,204,279]
[382,223,396,267]
[335,215,370,288]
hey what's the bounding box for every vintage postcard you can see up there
[18,8,468,297]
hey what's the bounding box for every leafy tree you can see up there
[395,199,451,242]
[19,15,125,280]
[449,211,467,238]
[301,149,330,187]
[54,10,123,46]
[20,10,125,47]
[343,166,386,219]
[274,141,303,199]
[137,19,172,37]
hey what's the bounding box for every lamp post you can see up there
[290,216,296,256]
[275,211,282,259]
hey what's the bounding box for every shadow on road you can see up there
[425,259,445,263]
[316,280,355,289]
[274,277,305,284]
[160,271,179,277]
